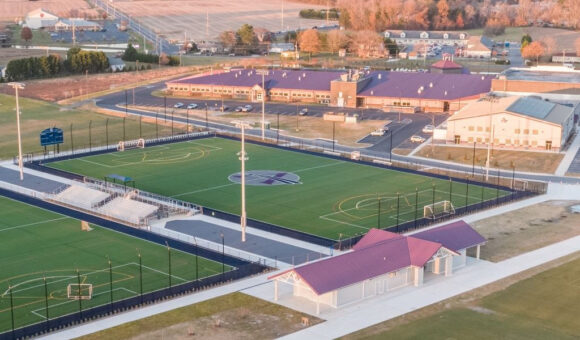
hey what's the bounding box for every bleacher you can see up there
[99,197,159,225]
[54,185,110,210]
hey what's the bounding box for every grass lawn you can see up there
[47,137,509,240]
[0,94,177,160]
[0,196,229,333]
[77,292,322,339]
[344,254,580,340]
[415,145,564,173]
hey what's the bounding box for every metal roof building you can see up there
[446,95,577,151]
[269,221,485,315]
[167,69,492,113]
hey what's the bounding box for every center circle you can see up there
[228,170,301,186]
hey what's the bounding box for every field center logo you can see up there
[228,170,301,186]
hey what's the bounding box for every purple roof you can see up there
[270,231,441,295]
[411,220,486,252]
[170,69,345,91]
[358,71,492,100]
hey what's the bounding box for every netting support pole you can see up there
[76,269,83,319]
[138,251,143,304]
[465,177,469,210]
[9,284,15,338]
[414,188,418,228]
[166,242,172,289]
[396,192,400,231]
[43,276,50,328]
[108,258,113,312]
[377,197,381,229]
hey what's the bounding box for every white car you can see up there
[187,103,198,109]
[299,108,308,116]
[241,105,253,112]
[422,125,435,133]
[173,102,184,108]
[410,135,426,143]
[370,127,388,136]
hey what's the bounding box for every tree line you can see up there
[299,8,339,20]
[4,47,109,82]
[122,44,180,66]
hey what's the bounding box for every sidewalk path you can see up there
[556,131,580,176]
[0,166,66,193]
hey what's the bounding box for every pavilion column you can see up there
[316,295,320,315]
[274,280,278,301]
[445,256,453,277]
[476,245,481,260]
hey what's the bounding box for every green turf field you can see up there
[48,137,511,240]
[0,196,230,333]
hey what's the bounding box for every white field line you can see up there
[30,287,138,320]
[185,141,223,151]
[138,263,188,283]
[0,217,71,233]
[78,158,115,168]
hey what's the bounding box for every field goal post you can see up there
[117,138,145,152]
[423,200,455,219]
[67,283,93,300]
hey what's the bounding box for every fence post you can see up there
[9,284,15,338]
[43,276,50,329]
[76,269,83,319]
[138,251,143,304]
[108,257,114,313]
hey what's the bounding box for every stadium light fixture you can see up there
[8,82,25,181]
[232,120,252,242]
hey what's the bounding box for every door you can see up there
[443,101,449,112]
[454,135,461,144]
[545,140,552,150]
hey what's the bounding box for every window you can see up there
[476,137,482,143]
[485,137,490,143]
[514,139,519,145]
[486,127,490,132]
[515,128,520,134]
[532,140,538,146]
[523,140,529,145]
[468,126,474,131]
[532,129,538,135]
[494,138,499,144]
[468,137,474,142]
[524,129,529,134]
[505,138,511,144]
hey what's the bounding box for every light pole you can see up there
[257,70,269,140]
[232,120,252,242]
[8,82,25,181]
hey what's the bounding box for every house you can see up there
[269,220,485,315]
[383,30,469,46]
[446,95,577,151]
[269,43,295,54]
[552,52,580,64]
[53,19,101,32]
[24,8,59,29]
[463,35,493,58]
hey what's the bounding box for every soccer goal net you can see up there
[423,200,456,219]
[67,283,93,300]
[117,138,145,151]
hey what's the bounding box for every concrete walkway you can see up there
[556,132,580,176]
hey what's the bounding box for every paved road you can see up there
[166,220,326,265]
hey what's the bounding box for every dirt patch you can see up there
[415,145,564,174]
[0,48,66,65]
[0,67,201,102]
[341,252,580,340]
[470,200,580,262]
[0,0,98,21]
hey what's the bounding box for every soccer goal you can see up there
[67,283,93,300]
[512,179,528,191]
[423,200,456,219]
[117,138,145,151]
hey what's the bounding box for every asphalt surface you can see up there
[92,79,580,185]
[166,220,326,265]
[0,166,67,193]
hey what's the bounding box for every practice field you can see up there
[0,196,229,333]
[48,137,511,240]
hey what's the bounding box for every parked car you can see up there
[219,105,229,112]
[242,105,253,112]
[173,102,184,108]
[410,135,426,143]
[187,103,198,109]
[370,128,386,136]
[422,125,435,133]
[235,106,244,112]
[299,108,308,116]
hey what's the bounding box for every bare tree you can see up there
[541,37,556,57]
[349,30,384,58]
[219,31,237,50]
[327,29,349,53]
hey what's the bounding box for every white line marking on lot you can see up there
[0,217,70,233]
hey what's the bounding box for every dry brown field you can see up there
[112,0,337,42]
[0,0,98,21]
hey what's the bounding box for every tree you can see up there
[350,31,384,58]
[521,41,545,64]
[521,34,532,45]
[327,29,349,53]
[455,13,465,29]
[21,27,32,44]
[159,53,170,65]
[237,24,257,47]
[123,43,138,61]
[384,37,399,56]
[219,31,237,50]
[298,29,320,54]
[541,37,556,57]
[435,0,451,29]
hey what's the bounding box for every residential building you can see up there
[446,96,577,151]
[24,8,59,29]
[552,52,580,64]
[269,221,485,315]
[53,19,101,32]
[383,30,469,46]
[462,35,493,58]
